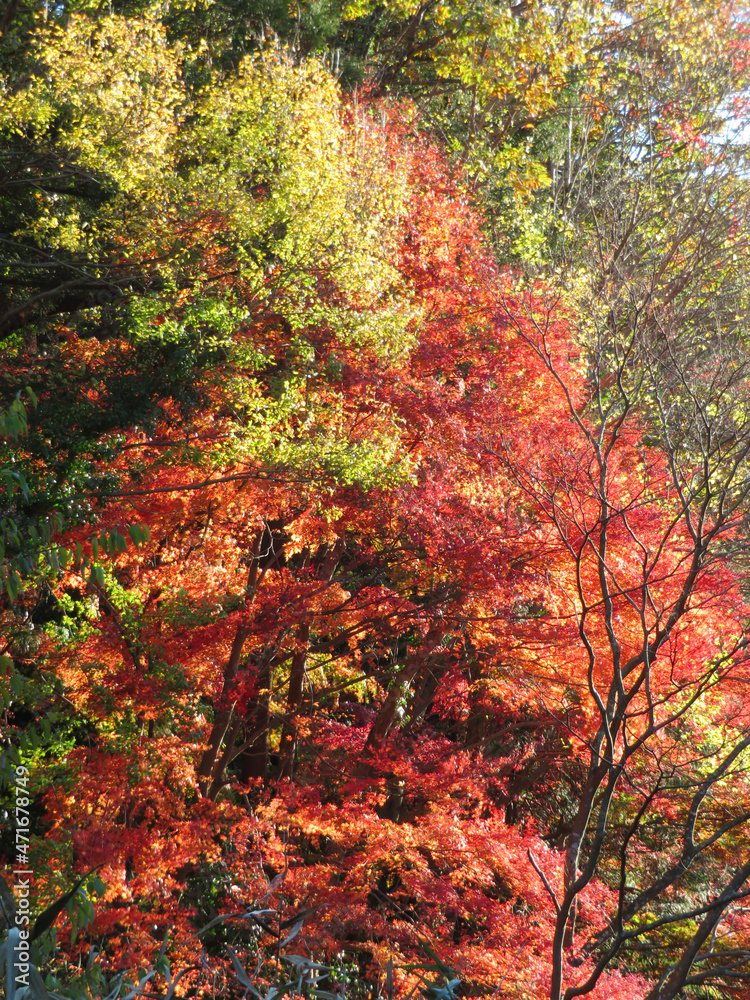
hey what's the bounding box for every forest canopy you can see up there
[3,2,750,1000]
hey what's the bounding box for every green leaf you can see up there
[5,568,20,602]
[32,875,92,942]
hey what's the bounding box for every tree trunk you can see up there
[197,624,249,796]
[241,657,273,783]
[278,622,309,780]
[365,657,423,756]
[197,531,262,796]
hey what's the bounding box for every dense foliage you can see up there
[3,2,750,999]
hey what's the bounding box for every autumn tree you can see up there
[488,89,750,999]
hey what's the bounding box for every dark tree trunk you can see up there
[241,657,272,783]
[278,622,309,780]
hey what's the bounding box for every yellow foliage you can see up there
[184,53,418,359]
[2,15,181,194]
